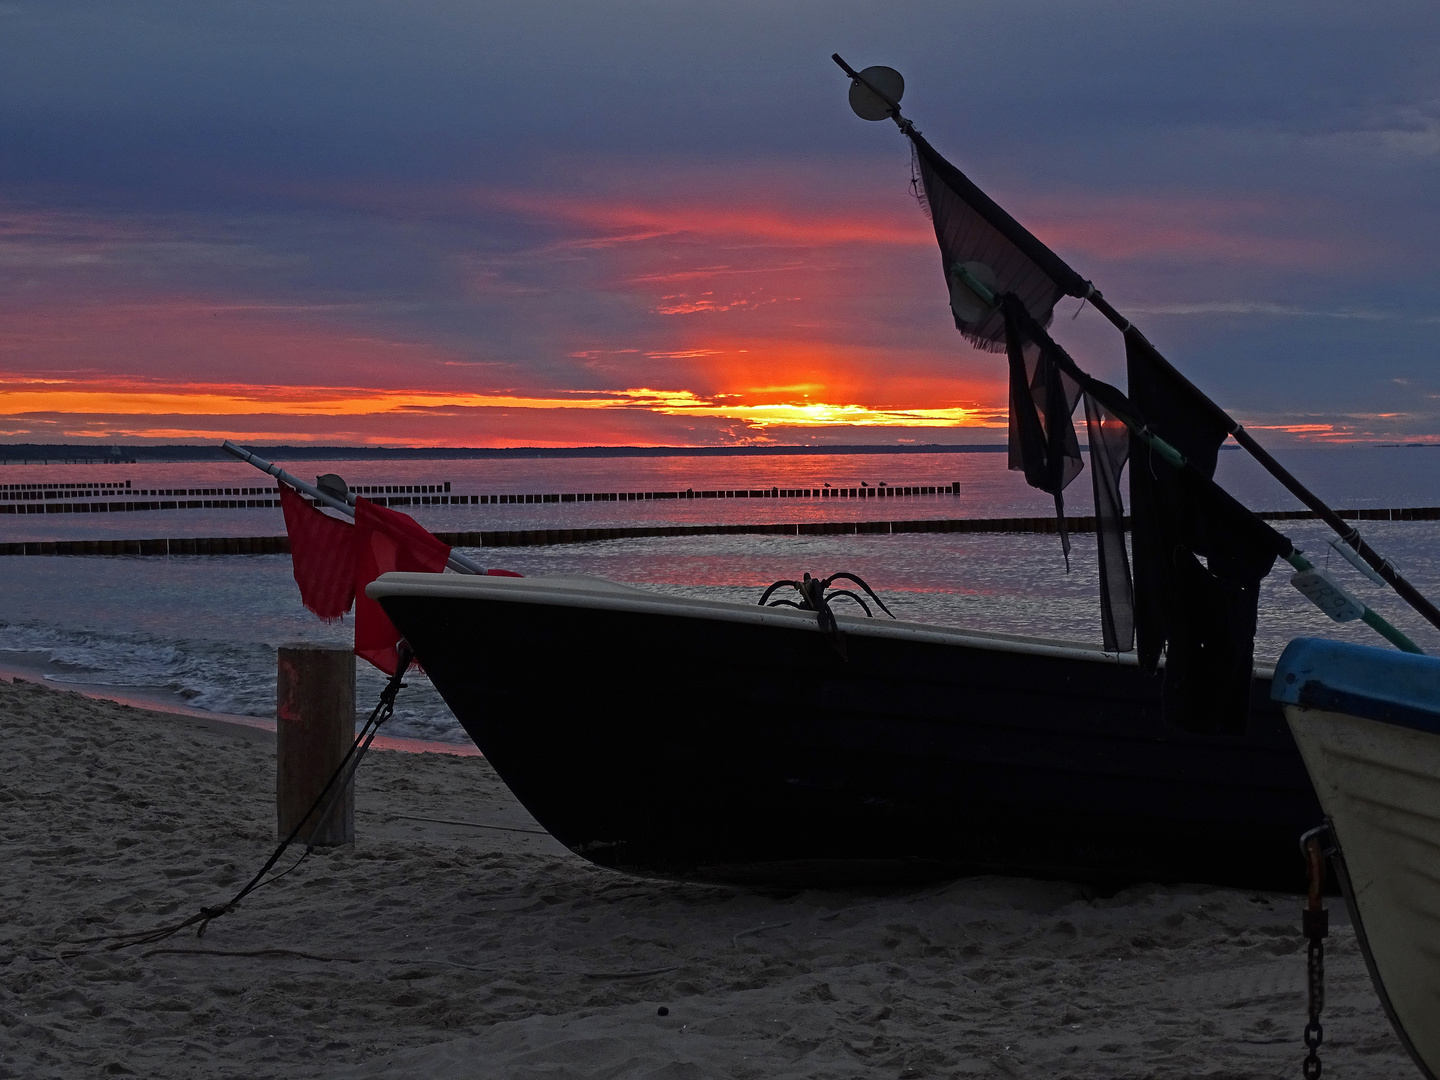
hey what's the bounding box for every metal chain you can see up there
[1300,827,1330,1079]
[1304,935,1325,1079]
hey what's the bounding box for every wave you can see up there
[0,621,468,744]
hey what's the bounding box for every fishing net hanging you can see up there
[908,132,1087,351]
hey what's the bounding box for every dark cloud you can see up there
[4,1,1436,181]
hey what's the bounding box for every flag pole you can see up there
[833,53,1440,636]
[220,441,486,576]
[222,440,351,513]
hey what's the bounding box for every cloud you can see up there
[487,191,933,249]
[1024,193,1354,269]
[1307,101,1440,157]
[653,293,795,316]
[626,262,808,284]
[1242,408,1440,444]
[1122,301,1394,320]
[0,377,1003,440]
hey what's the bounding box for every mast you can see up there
[834,53,1440,637]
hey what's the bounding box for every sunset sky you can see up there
[2,1,1437,447]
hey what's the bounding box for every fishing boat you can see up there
[370,570,1320,887]
[255,61,1440,891]
[1274,638,1440,1079]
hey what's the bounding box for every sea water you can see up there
[3,448,1439,744]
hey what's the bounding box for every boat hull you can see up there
[1277,638,1440,1079]
[374,573,1321,890]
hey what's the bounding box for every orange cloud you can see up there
[472,179,1358,279]
[0,378,1000,430]
[485,191,934,249]
[0,378,633,416]
[23,179,1364,451]
[1248,423,1344,435]
[1241,411,1440,445]
[0,297,477,392]
[654,293,797,315]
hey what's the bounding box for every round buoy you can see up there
[847,66,904,121]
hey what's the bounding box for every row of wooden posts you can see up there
[4,506,1439,557]
[0,482,964,514]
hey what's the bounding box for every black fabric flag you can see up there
[1083,394,1134,653]
[908,129,1287,692]
[1126,334,1284,733]
[1004,295,1137,643]
[909,132,1087,352]
[1003,296,1084,564]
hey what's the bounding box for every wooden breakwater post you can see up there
[276,644,356,846]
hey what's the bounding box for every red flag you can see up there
[279,484,356,621]
[352,498,452,674]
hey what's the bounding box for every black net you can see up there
[1003,295,1084,565]
[1084,393,1134,653]
[910,132,1087,351]
[908,130,1289,687]
[1126,333,1284,733]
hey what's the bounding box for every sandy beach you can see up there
[0,675,1413,1079]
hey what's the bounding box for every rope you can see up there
[66,648,412,955]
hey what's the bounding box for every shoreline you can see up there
[0,653,480,756]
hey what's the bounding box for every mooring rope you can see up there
[64,647,412,956]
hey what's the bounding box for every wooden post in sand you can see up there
[276,644,355,846]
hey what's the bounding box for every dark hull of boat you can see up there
[378,581,1320,891]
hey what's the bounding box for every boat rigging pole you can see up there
[833,53,1440,637]
[220,440,486,576]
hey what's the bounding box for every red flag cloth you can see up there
[352,497,452,674]
[278,484,356,621]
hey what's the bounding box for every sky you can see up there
[2,0,1438,448]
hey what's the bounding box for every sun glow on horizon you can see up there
[2,165,1411,450]
[0,377,1003,442]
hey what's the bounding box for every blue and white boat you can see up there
[1274,638,1440,1079]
